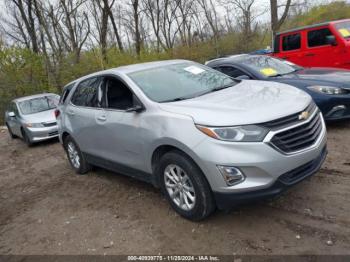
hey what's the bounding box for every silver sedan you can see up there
[4,93,60,146]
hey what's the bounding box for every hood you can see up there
[21,109,57,124]
[277,67,350,88]
[159,80,311,126]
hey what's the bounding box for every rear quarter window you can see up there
[60,83,75,104]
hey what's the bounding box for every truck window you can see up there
[307,28,333,47]
[282,33,301,51]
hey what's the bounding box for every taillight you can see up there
[54,109,60,118]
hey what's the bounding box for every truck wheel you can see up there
[158,150,216,221]
[63,136,91,175]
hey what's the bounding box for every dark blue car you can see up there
[206,54,350,121]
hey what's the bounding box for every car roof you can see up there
[276,19,350,36]
[206,54,252,65]
[13,93,58,103]
[65,59,191,87]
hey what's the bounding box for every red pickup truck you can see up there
[272,19,350,69]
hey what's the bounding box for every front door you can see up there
[94,76,146,172]
[7,102,21,136]
[303,27,342,68]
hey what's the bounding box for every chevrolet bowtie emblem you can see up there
[299,111,310,120]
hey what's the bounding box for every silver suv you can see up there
[57,60,327,220]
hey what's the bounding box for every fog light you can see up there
[217,166,245,186]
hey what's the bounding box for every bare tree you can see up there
[132,0,142,57]
[142,0,166,51]
[8,0,40,53]
[103,0,124,52]
[196,0,220,40]
[88,0,110,64]
[122,0,144,57]
[59,0,90,63]
[270,0,292,37]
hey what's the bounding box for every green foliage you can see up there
[282,1,350,30]
[0,47,54,124]
[0,1,348,124]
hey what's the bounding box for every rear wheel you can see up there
[64,136,91,175]
[6,123,17,139]
[157,151,216,221]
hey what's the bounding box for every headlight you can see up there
[307,86,348,95]
[196,125,268,142]
[25,123,44,128]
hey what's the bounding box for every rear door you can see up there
[65,77,103,156]
[278,32,305,66]
[304,26,344,68]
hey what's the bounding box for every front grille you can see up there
[262,102,317,130]
[42,122,57,127]
[49,131,58,136]
[278,147,327,185]
[269,111,323,153]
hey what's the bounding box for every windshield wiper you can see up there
[161,83,234,103]
[161,97,189,103]
[211,83,233,91]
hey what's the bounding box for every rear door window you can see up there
[307,28,334,47]
[282,33,301,51]
[71,77,101,107]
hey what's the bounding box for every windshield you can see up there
[128,63,236,102]
[18,95,59,115]
[239,56,298,77]
[335,21,350,39]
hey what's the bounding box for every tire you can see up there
[63,135,91,175]
[157,150,216,221]
[6,123,17,139]
[21,128,33,147]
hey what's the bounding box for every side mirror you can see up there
[8,112,15,117]
[125,105,144,113]
[326,35,337,46]
[235,75,251,80]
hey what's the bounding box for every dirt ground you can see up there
[0,122,349,256]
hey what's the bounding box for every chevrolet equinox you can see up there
[57,60,327,221]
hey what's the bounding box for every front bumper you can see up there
[193,114,327,193]
[316,97,350,121]
[25,125,59,142]
[213,147,327,210]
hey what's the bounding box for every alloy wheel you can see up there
[164,164,196,211]
[67,142,81,169]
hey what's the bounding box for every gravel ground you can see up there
[0,122,349,255]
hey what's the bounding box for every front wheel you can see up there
[21,128,33,146]
[158,151,216,221]
[6,123,17,139]
[63,136,91,175]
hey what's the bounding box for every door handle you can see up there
[281,56,290,59]
[305,53,315,57]
[97,115,107,121]
[67,110,75,116]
